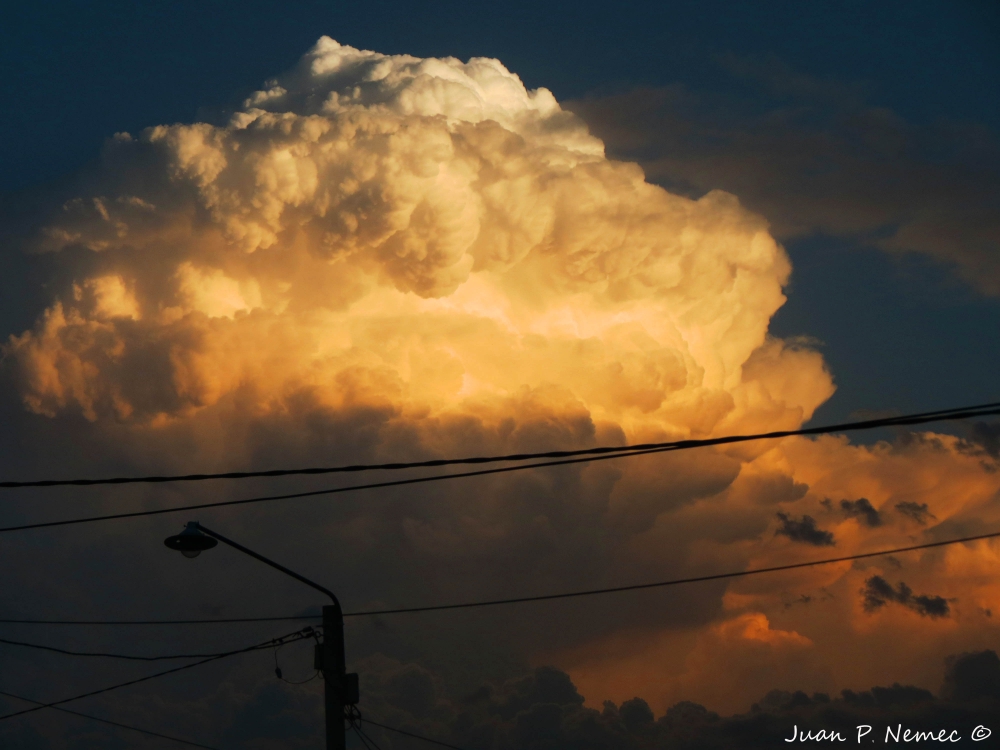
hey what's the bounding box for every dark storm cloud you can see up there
[941,650,1000,703]
[568,55,1000,294]
[618,697,655,731]
[774,512,835,546]
[213,650,1000,750]
[840,497,881,527]
[958,421,1000,462]
[894,501,936,525]
[3,648,998,749]
[969,422,1000,458]
[861,575,950,618]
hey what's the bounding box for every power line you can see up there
[2,530,997,627]
[3,401,999,537]
[351,715,384,750]
[0,628,315,723]
[353,725,379,750]
[0,400,989,744]
[0,689,219,749]
[0,630,316,661]
[0,614,321,626]
[273,635,322,685]
[0,445,690,535]
[1,526,987,747]
[355,723,383,750]
[1,403,996,538]
[362,717,472,750]
[338,529,1000,616]
[2,402,996,490]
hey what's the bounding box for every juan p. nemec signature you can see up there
[785,725,992,743]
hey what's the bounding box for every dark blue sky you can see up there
[2,0,998,424]
[3,0,997,189]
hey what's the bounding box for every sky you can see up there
[0,1,999,748]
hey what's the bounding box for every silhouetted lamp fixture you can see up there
[164,521,218,558]
[160,519,352,749]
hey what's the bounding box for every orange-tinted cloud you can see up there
[4,38,998,718]
[554,434,1000,712]
[7,38,829,435]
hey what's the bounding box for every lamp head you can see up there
[164,522,217,558]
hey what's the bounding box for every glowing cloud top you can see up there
[8,38,831,434]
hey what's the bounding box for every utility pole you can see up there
[165,521,357,750]
[319,603,357,750]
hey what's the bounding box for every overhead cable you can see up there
[0,688,219,749]
[0,628,315,723]
[0,614,320,626]
[362,717,473,750]
[0,446,693,535]
[3,404,1000,537]
[350,713,384,750]
[353,726,379,750]
[2,401,997,489]
[0,630,316,661]
[2,530,997,627]
[339,529,1000,616]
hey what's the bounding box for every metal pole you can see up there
[190,523,339,603]
[323,604,347,750]
[168,523,355,748]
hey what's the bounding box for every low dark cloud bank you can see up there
[117,650,1000,750]
[351,649,1000,750]
[4,645,997,748]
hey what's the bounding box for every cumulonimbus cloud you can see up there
[5,37,830,436]
[3,39,1000,719]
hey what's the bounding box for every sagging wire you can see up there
[347,706,382,750]
[0,626,318,723]
[273,627,321,685]
[360,715,475,750]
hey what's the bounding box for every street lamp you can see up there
[164,522,217,558]
[164,521,357,750]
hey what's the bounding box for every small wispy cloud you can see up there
[895,502,936,525]
[840,498,881,527]
[775,512,835,546]
[862,575,950,618]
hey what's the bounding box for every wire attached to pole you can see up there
[0,627,317,723]
[361,716,474,750]
[0,632,319,661]
[0,688,219,749]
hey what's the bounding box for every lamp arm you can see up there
[192,523,340,608]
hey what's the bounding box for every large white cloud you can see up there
[7,37,830,433]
